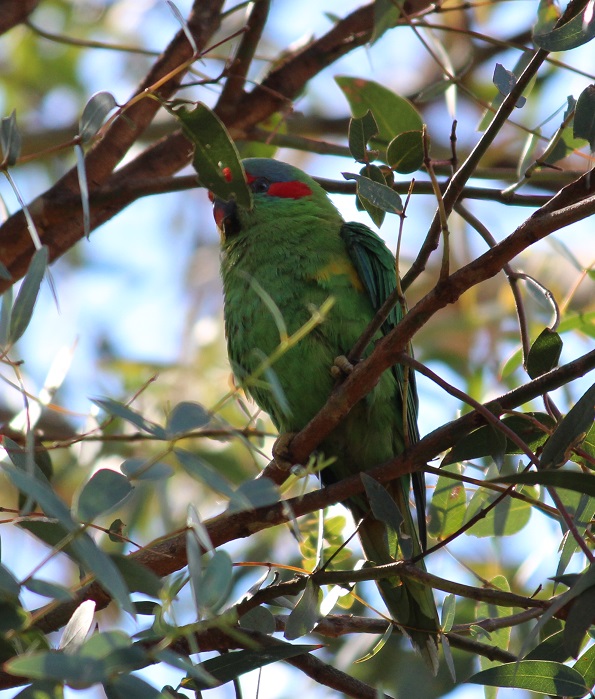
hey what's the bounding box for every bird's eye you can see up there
[250,177,270,194]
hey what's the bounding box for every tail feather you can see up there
[354,484,440,674]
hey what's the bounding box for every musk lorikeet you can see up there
[210,157,439,671]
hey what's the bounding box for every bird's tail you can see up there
[355,480,440,674]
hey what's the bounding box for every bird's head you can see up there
[209,158,341,241]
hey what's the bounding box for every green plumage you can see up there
[214,158,439,671]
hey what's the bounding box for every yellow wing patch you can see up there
[314,258,364,291]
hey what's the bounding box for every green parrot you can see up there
[211,158,439,671]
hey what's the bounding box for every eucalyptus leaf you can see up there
[184,644,319,691]
[171,102,251,208]
[75,469,133,522]
[91,397,167,438]
[284,579,322,640]
[533,7,595,51]
[9,246,48,345]
[573,84,595,150]
[469,660,587,695]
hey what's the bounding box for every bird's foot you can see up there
[272,432,298,472]
[331,354,356,379]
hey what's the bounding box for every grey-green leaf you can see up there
[9,246,48,344]
[91,397,167,438]
[75,469,133,522]
[0,110,22,166]
[166,401,210,437]
[343,172,402,214]
[284,579,322,640]
[79,91,117,143]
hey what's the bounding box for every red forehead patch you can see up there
[222,167,233,182]
[268,181,312,198]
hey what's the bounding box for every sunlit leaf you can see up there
[469,660,587,695]
[526,328,563,379]
[533,6,595,51]
[539,384,595,468]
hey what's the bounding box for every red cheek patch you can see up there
[268,181,312,199]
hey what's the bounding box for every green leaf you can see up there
[198,550,233,613]
[175,448,235,498]
[478,51,533,131]
[336,77,423,151]
[361,472,407,556]
[228,478,279,513]
[371,0,402,43]
[539,383,595,468]
[284,579,322,640]
[564,582,595,657]
[574,84,595,150]
[428,464,467,539]
[526,328,563,379]
[442,413,556,465]
[0,601,28,632]
[166,401,210,437]
[91,397,167,439]
[555,491,595,577]
[9,246,48,344]
[79,91,117,143]
[492,470,595,496]
[75,469,133,522]
[343,171,402,214]
[469,660,587,695]
[0,562,20,601]
[171,102,252,209]
[441,593,456,633]
[111,555,163,597]
[12,681,64,699]
[478,576,512,681]
[492,63,527,107]
[103,674,165,699]
[465,470,534,537]
[533,7,595,51]
[525,629,571,663]
[239,606,276,634]
[24,579,74,602]
[185,644,319,691]
[120,458,173,481]
[347,110,379,162]
[574,643,595,693]
[69,535,135,616]
[386,130,424,173]
[3,464,74,530]
[1,110,21,166]
[5,651,106,687]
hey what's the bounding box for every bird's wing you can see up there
[340,221,426,544]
